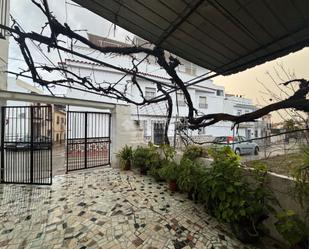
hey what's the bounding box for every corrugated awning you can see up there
[73,0,309,75]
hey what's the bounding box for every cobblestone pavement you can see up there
[0,168,256,249]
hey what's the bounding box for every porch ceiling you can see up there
[73,0,309,75]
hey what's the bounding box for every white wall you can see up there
[63,46,264,141]
[0,0,10,106]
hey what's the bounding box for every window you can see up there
[61,117,64,124]
[56,133,59,141]
[145,87,156,100]
[246,130,251,139]
[177,93,186,106]
[255,130,258,138]
[216,90,224,96]
[199,96,208,109]
[56,116,60,124]
[185,64,196,75]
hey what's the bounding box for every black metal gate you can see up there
[66,111,111,172]
[0,106,52,185]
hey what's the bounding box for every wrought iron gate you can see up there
[66,111,111,172]
[0,106,53,185]
[153,122,165,145]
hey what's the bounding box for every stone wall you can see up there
[243,169,308,244]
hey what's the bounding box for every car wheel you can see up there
[254,146,259,155]
[235,148,241,155]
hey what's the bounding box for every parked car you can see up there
[5,135,52,151]
[213,136,259,155]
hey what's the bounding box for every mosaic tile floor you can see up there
[0,168,259,249]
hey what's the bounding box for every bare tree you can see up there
[258,64,309,144]
[1,0,309,144]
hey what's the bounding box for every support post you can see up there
[0,107,5,183]
[30,106,34,183]
[84,112,88,169]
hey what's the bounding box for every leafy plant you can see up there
[177,158,205,200]
[275,210,309,248]
[160,143,176,161]
[292,147,309,209]
[159,161,179,182]
[148,144,176,181]
[200,147,275,243]
[274,147,309,248]
[132,145,160,175]
[182,145,207,161]
[116,145,133,170]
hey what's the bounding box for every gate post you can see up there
[111,105,145,168]
[0,107,5,183]
[84,112,88,169]
[30,106,34,184]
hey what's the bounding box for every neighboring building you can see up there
[53,105,66,143]
[5,78,66,143]
[261,114,272,138]
[0,0,10,106]
[61,34,266,143]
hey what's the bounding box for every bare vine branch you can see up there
[1,0,308,143]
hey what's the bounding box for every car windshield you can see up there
[240,136,247,142]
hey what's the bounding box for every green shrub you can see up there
[199,147,275,243]
[293,147,309,209]
[158,161,179,182]
[116,145,133,170]
[274,147,309,248]
[275,210,309,248]
[132,144,160,175]
[177,158,205,200]
[160,143,176,161]
[148,144,176,181]
[182,145,207,161]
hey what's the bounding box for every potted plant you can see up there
[159,161,179,192]
[132,145,160,175]
[177,158,204,200]
[182,145,207,161]
[199,147,275,243]
[149,144,176,182]
[116,145,133,170]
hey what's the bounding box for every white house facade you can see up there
[62,35,266,143]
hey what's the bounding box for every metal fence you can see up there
[66,111,111,172]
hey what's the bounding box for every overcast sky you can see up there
[8,0,309,122]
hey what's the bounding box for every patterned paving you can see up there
[0,168,256,249]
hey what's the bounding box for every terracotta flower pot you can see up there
[169,180,178,192]
[140,167,147,175]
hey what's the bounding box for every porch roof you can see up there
[73,0,309,75]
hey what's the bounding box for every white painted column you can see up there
[111,105,145,168]
[0,0,10,106]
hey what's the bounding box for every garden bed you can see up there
[245,153,304,176]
